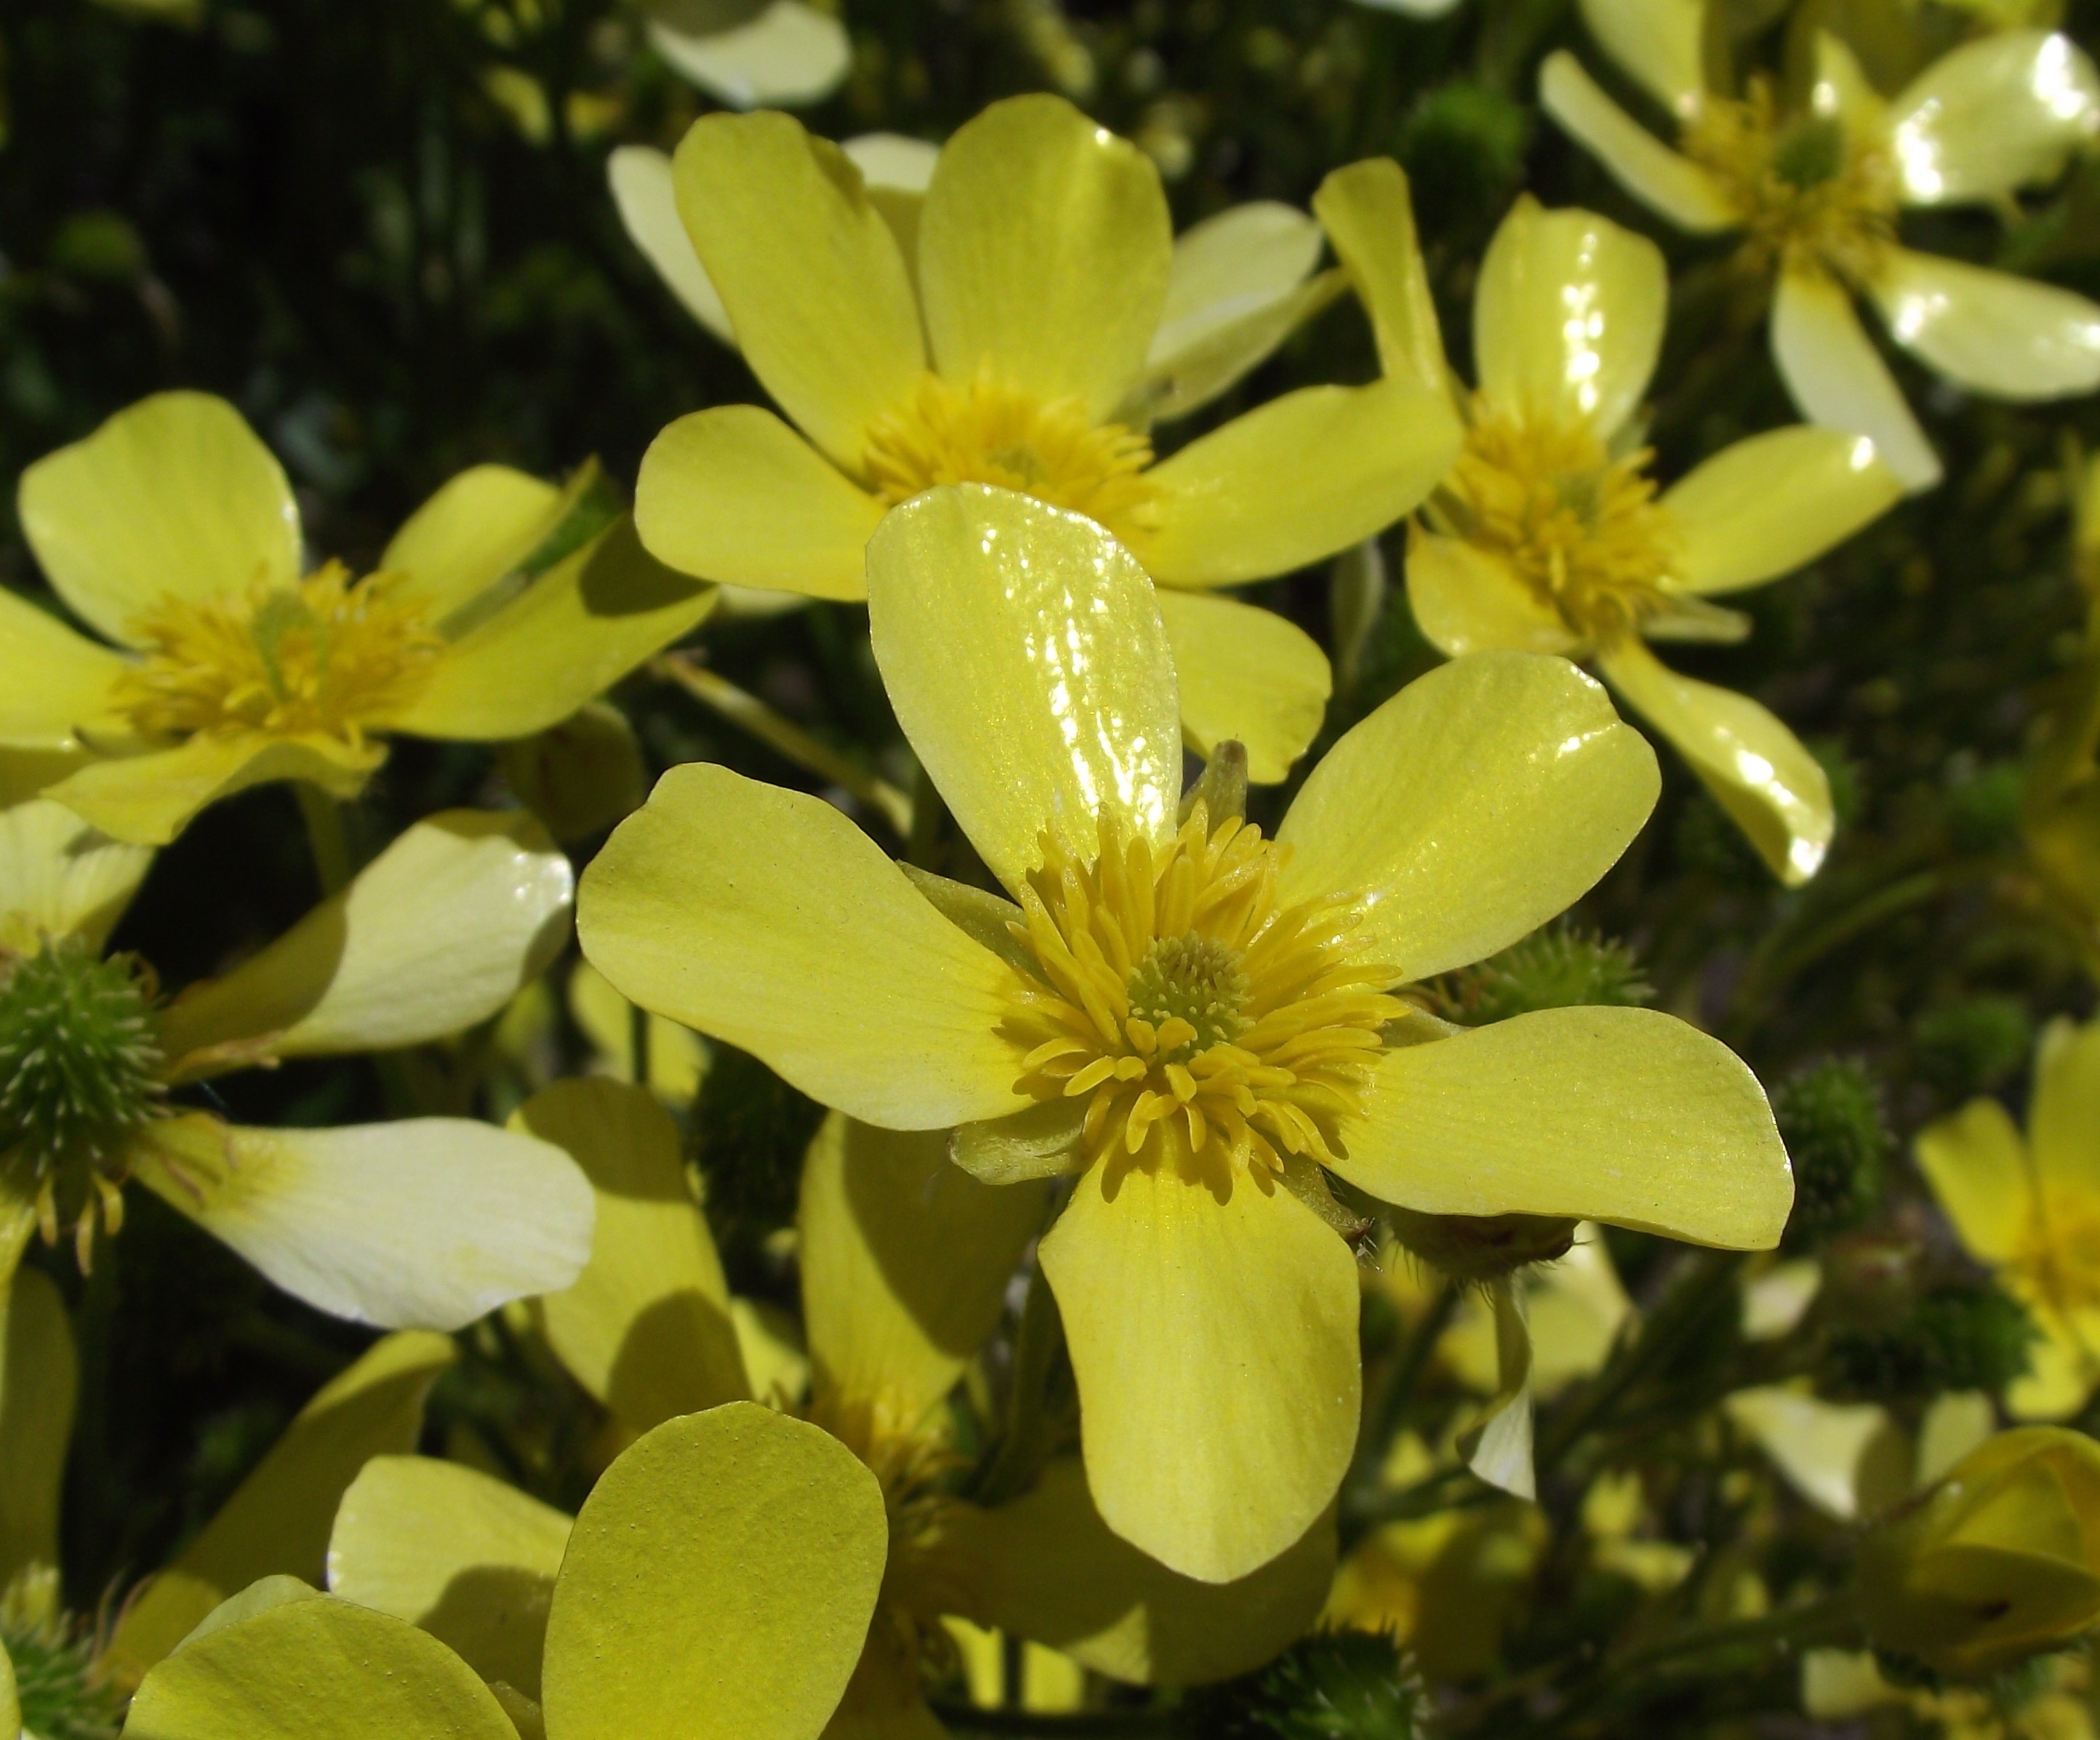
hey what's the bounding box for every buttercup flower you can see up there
[1540,0,2100,491]
[629,93,1459,781]
[1916,1017,2100,1419]
[0,796,591,1328]
[1315,172,1903,882]
[579,484,1793,1583]
[4,390,716,844]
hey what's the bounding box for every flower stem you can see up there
[294,782,353,897]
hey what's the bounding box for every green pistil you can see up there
[3,1568,124,1740]
[1127,932,1249,1057]
[1771,116,1847,191]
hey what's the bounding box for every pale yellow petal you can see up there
[41,731,377,848]
[825,1626,947,1740]
[0,586,130,750]
[1869,247,2100,401]
[1474,196,1665,438]
[2006,1309,2100,1419]
[1599,638,1834,885]
[380,463,572,625]
[1725,1387,1905,1520]
[801,1112,1049,1430]
[540,1403,888,1740]
[1154,589,1331,785]
[1335,1006,1793,1248]
[918,94,1171,421]
[1915,1097,2032,1264]
[158,809,572,1070]
[566,961,709,1106]
[1139,379,1461,589]
[578,761,1027,1128]
[634,406,883,599]
[609,144,734,342]
[0,1267,76,1587]
[516,1078,748,1438]
[865,486,1180,891]
[1888,31,2100,206]
[1277,652,1658,980]
[0,796,153,951]
[17,391,300,647]
[1538,55,1739,233]
[0,1637,13,1740]
[1802,1650,1907,1719]
[1771,266,1943,494]
[1404,530,1581,658]
[1038,1163,1360,1585]
[1662,427,1900,593]
[328,1456,571,1700]
[1809,31,1888,136]
[1917,1392,1997,1486]
[1310,157,1451,401]
[2029,1017,2100,1188]
[1576,0,1707,115]
[673,111,925,470]
[646,0,850,108]
[134,1113,594,1331]
[105,1331,456,1687]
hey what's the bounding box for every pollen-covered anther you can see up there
[1003,804,1405,1197]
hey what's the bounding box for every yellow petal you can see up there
[123,1595,519,1740]
[1771,267,1942,493]
[1038,1163,1360,1585]
[1404,530,1581,658]
[1869,247,2100,401]
[1802,1649,1907,1719]
[2007,1310,2100,1420]
[1599,638,1834,885]
[1918,1392,1999,1487]
[516,1078,748,1439]
[1458,1276,1537,1500]
[579,761,1027,1127]
[1139,379,1461,588]
[385,520,717,741]
[918,94,1171,421]
[609,144,734,342]
[1537,55,1739,233]
[0,586,130,750]
[1,1267,76,1587]
[732,1297,811,1411]
[801,1112,1049,1430]
[948,1098,1089,1186]
[17,391,300,648]
[1663,427,1900,593]
[158,809,572,1071]
[1888,31,2100,206]
[1915,1098,2032,1264]
[949,1458,1334,1685]
[566,961,709,1105]
[0,1637,13,1740]
[673,111,924,470]
[1154,589,1331,785]
[1278,652,1657,980]
[540,1403,888,1740]
[633,406,883,599]
[2029,1017,2100,1189]
[1577,0,1707,113]
[1725,1387,1907,1521]
[328,1456,571,1700]
[41,731,377,848]
[105,1331,456,1687]
[1310,158,1451,401]
[1811,31,1888,136]
[1337,1006,1792,1248]
[865,486,1180,891]
[380,463,572,625]
[1474,196,1665,438]
[646,0,850,108]
[134,1113,594,1331]
[0,796,153,952]
[825,1626,947,1740]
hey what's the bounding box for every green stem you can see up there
[294,782,352,897]
[907,758,946,872]
[974,1260,1064,1509]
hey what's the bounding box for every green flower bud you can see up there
[1450,925,1651,1027]
[1195,1629,1428,1740]
[2,1567,124,1740]
[1775,1059,1888,1252]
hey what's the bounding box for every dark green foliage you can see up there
[1452,924,1652,1025]
[1194,1630,1428,1740]
[1774,1059,1890,1251]
[1915,995,2035,1096]
[689,1042,825,1267]
[1829,1281,2037,1399]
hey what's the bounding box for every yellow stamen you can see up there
[2014,1187,2100,1326]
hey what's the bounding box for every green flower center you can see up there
[1126,932,1250,1059]
[1771,116,1848,191]
[3,1567,125,1740]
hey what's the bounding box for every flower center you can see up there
[1003,803,1404,1198]
[113,561,441,748]
[862,366,1161,547]
[0,938,164,1265]
[1434,403,1680,647]
[2014,1187,2100,1320]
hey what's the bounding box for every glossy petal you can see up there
[1809,31,1888,135]
[1664,427,1901,593]
[1576,0,1707,115]
[1537,55,1739,233]
[1599,638,1834,885]
[1888,31,2100,206]
[1038,1163,1360,1584]
[673,111,924,470]
[1915,1098,2032,1264]
[1154,589,1331,785]
[918,94,1172,422]
[1337,1007,1792,1246]
[1869,248,2100,401]
[0,586,130,750]
[1141,379,1460,590]
[609,144,734,341]
[865,486,1180,891]
[801,1111,1049,1430]
[329,1456,571,1700]
[1405,531,1581,658]
[0,1267,76,1587]
[579,760,1027,1127]
[951,1459,1334,1685]
[518,1078,748,1439]
[0,796,153,953]
[647,0,850,108]
[2029,1017,2100,1188]
[41,731,377,849]
[16,392,300,648]
[1278,652,1658,980]
[540,1403,888,1740]
[380,463,572,625]
[633,406,883,598]
[1311,157,1451,400]
[1474,196,1666,439]
[133,1113,594,1331]
[1772,267,1943,493]
[157,809,572,1072]
[105,1332,454,1686]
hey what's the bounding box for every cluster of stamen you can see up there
[113,561,440,750]
[862,366,1161,547]
[2013,1187,2100,1325]
[1003,803,1404,1200]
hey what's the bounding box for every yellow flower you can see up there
[628,93,1459,782]
[578,483,1794,1582]
[0,797,590,1328]
[1539,0,2100,492]
[634,0,849,109]
[1315,174,1903,883]
[1917,1018,2100,1419]
[4,391,716,844]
